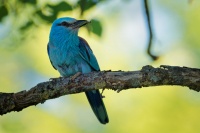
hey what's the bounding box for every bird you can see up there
[47,17,109,124]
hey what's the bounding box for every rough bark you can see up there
[0,65,200,115]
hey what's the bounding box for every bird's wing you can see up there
[78,37,100,71]
[47,43,57,70]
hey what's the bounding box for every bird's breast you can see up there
[49,44,91,77]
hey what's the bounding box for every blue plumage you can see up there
[47,17,109,124]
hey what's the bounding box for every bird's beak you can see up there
[71,20,90,29]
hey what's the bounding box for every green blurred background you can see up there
[1,0,200,133]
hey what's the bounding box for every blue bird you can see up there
[47,17,109,124]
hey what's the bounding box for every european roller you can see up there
[47,17,109,124]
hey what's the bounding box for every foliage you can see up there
[0,0,103,48]
[0,5,8,21]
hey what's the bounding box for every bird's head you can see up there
[49,17,89,44]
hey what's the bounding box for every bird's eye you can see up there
[61,21,70,27]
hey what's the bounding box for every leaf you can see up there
[20,21,34,31]
[35,10,57,23]
[47,1,72,12]
[90,19,102,37]
[77,0,102,15]
[0,6,8,21]
[19,0,37,4]
[36,2,72,23]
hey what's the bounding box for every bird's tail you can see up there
[85,90,109,124]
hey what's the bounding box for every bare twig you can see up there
[143,0,158,60]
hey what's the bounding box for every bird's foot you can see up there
[70,72,82,80]
[101,88,106,98]
[49,77,61,81]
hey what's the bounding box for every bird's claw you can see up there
[49,77,60,81]
[70,72,82,80]
[101,88,106,98]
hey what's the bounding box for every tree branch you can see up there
[0,65,200,115]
